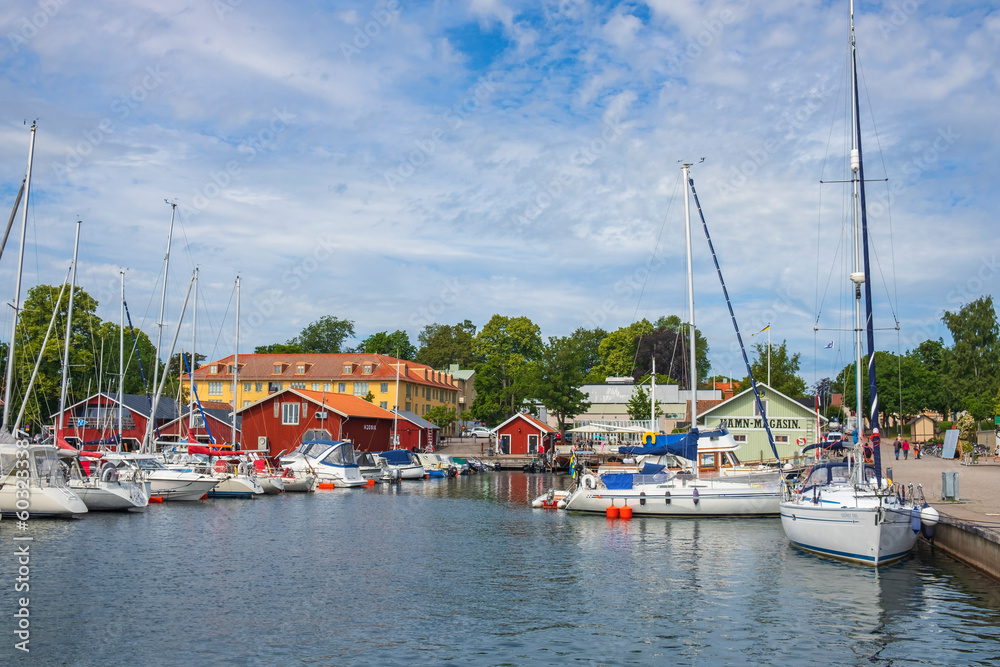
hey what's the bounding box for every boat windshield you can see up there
[802,462,877,491]
[321,444,356,466]
[34,449,66,487]
[135,458,167,471]
[299,442,333,459]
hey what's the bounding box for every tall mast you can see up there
[2,122,36,432]
[57,221,82,431]
[650,355,656,432]
[119,271,125,445]
[682,164,699,479]
[152,201,176,396]
[392,353,400,449]
[850,0,882,477]
[232,275,240,447]
[188,268,198,434]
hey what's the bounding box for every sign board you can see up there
[995,416,1000,425]
[942,428,961,460]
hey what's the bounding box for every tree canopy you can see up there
[532,335,592,433]
[358,330,416,359]
[414,320,479,369]
[741,339,807,398]
[471,315,542,425]
[942,296,1000,420]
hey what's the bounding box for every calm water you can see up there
[2,472,999,666]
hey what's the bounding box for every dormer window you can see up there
[297,364,305,374]
[274,364,282,374]
[210,365,217,374]
[344,364,353,374]
[363,364,372,374]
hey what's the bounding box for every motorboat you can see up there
[415,452,447,478]
[63,454,149,511]
[377,449,426,480]
[0,440,88,517]
[281,440,367,488]
[357,451,396,482]
[103,452,218,501]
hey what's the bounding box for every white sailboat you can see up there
[563,164,783,516]
[779,1,927,566]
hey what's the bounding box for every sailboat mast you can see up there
[392,354,400,449]
[650,355,656,432]
[682,163,699,479]
[188,268,198,434]
[57,221,82,430]
[232,275,240,447]
[2,122,36,432]
[152,202,176,395]
[119,271,125,446]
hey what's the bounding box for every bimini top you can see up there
[801,461,877,492]
[617,430,700,461]
[378,449,419,466]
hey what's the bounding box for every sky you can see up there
[0,0,997,388]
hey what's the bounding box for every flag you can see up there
[824,341,833,349]
[569,454,577,478]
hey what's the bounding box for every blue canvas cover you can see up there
[601,473,634,490]
[378,449,416,465]
[618,430,699,461]
[639,462,665,475]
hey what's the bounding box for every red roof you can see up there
[189,353,456,389]
[496,412,557,433]
[245,388,398,420]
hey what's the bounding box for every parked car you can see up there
[469,427,492,438]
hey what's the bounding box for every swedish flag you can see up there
[569,454,577,478]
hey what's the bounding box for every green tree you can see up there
[652,315,711,383]
[532,335,592,434]
[942,296,1000,420]
[471,315,542,424]
[569,326,606,378]
[741,339,807,397]
[586,319,654,383]
[425,405,457,430]
[254,342,303,354]
[415,320,480,369]
[626,384,661,422]
[93,322,160,396]
[291,315,356,353]
[358,330,416,359]
[12,284,102,429]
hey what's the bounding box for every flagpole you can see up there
[767,325,771,387]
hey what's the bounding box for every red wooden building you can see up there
[159,402,242,447]
[392,409,440,451]
[237,388,401,456]
[494,412,556,455]
[55,393,181,451]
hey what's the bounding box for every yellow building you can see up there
[183,353,459,428]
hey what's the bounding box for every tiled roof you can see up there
[56,393,181,420]
[496,411,557,433]
[190,353,456,389]
[246,388,398,420]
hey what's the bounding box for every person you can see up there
[894,439,901,460]
[914,442,920,459]
[902,439,910,460]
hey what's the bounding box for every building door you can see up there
[528,434,539,454]
[499,434,511,455]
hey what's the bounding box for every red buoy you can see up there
[606,505,620,519]
[148,496,164,504]
[317,482,336,490]
[620,504,633,520]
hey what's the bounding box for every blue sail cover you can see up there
[618,431,699,461]
[601,473,634,490]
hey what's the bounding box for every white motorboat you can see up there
[377,449,426,480]
[281,441,368,488]
[0,441,88,517]
[357,450,394,482]
[779,0,927,566]
[103,452,218,501]
[206,459,265,498]
[64,455,149,511]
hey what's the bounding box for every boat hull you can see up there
[208,475,264,498]
[0,485,89,517]
[73,482,148,511]
[564,473,781,516]
[780,498,918,566]
[148,474,218,501]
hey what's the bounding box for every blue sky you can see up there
[0,0,997,387]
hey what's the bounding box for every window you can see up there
[255,382,263,392]
[754,400,769,417]
[290,382,306,389]
[363,364,372,374]
[775,435,789,443]
[227,365,235,374]
[274,364,283,374]
[242,401,251,408]
[343,364,352,374]
[733,434,747,443]
[268,382,283,393]
[323,383,331,392]
[338,383,346,393]
[380,383,389,393]
[282,403,300,425]
[243,382,251,392]
[353,382,369,396]
[210,365,217,374]
[297,364,305,374]
[273,402,280,418]
[380,401,388,409]
[406,385,411,398]
[405,402,411,412]
[208,382,223,396]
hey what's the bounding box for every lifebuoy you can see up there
[582,474,596,490]
[101,465,119,483]
[237,462,250,476]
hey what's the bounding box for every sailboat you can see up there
[562,164,783,516]
[778,1,927,565]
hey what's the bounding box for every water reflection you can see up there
[1,472,998,665]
